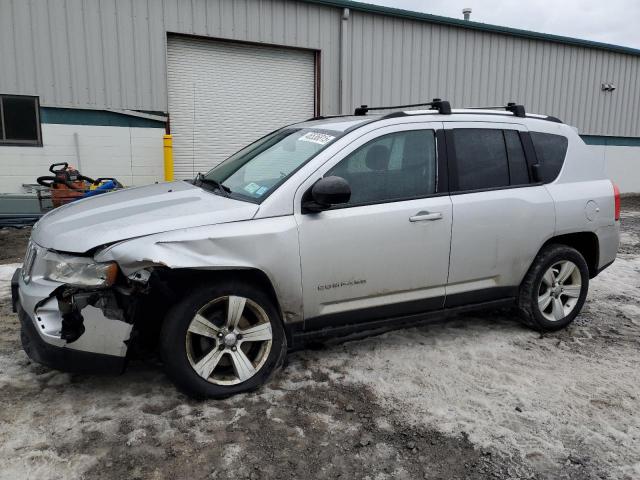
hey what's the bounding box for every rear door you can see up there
[444,122,555,306]
[294,123,452,328]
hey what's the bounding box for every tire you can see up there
[159,280,287,399]
[517,244,590,332]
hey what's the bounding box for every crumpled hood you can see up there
[31,181,259,253]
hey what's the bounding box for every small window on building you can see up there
[452,129,510,191]
[530,132,568,183]
[504,130,530,185]
[0,95,42,146]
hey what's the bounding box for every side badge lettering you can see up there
[317,279,367,291]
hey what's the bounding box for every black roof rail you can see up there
[463,101,526,117]
[303,114,352,121]
[354,98,452,116]
[543,115,563,123]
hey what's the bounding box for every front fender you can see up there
[95,216,304,323]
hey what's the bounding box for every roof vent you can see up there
[462,8,472,21]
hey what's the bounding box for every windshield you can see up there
[201,128,342,202]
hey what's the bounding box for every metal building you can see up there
[1,0,639,193]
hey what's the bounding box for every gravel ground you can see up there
[0,226,31,263]
[0,197,639,480]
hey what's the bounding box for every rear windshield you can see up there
[530,132,568,183]
[203,128,342,202]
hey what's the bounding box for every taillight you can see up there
[612,182,620,221]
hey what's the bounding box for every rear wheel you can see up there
[517,244,589,331]
[160,281,286,399]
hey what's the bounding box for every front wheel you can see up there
[160,281,287,399]
[517,244,590,331]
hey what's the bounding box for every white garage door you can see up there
[167,36,316,179]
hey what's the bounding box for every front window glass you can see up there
[202,128,341,202]
[327,129,437,206]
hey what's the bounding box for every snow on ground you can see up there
[293,255,640,479]
[288,222,640,479]
[0,207,639,479]
[0,263,20,302]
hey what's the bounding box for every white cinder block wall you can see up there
[598,146,640,194]
[1,122,638,194]
[0,123,165,193]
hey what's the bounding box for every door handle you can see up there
[409,211,443,222]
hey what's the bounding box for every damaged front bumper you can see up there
[12,267,132,374]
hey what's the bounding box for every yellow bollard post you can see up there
[163,134,174,181]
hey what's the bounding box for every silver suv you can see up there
[12,100,620,399]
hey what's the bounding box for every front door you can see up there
[294,123,452,329]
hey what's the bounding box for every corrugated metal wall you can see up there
[0,0,639,136]
[0,0,341,114]
[342,11,640,137]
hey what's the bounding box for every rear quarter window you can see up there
[530,132,568,183]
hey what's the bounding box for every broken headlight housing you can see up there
[43,255,118,288]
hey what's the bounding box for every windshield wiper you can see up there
[194,173,232,195]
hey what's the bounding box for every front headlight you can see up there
[43,255,118,288]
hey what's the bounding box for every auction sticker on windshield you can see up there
[299,131,335,145]
[244,182,261,194]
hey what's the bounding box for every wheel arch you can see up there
[130,266,296,350]
[154,267,285,320]
[536,231,600,279]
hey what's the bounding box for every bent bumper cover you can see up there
[18,302,126,374]
[13,268,131,374]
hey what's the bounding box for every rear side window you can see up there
[452,129,509,190]
[530,132,568,182]
[504,130,530,185]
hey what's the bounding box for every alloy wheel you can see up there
[185,295,273,385]
[537,260,582,322]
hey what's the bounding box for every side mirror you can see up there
[302,176,351,213]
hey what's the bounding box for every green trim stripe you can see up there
[303,0,640,57]
[581,135,640,147]
[40,107,165,129]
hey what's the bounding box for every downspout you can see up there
[73,132,82,172]
[339,8,350,115]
